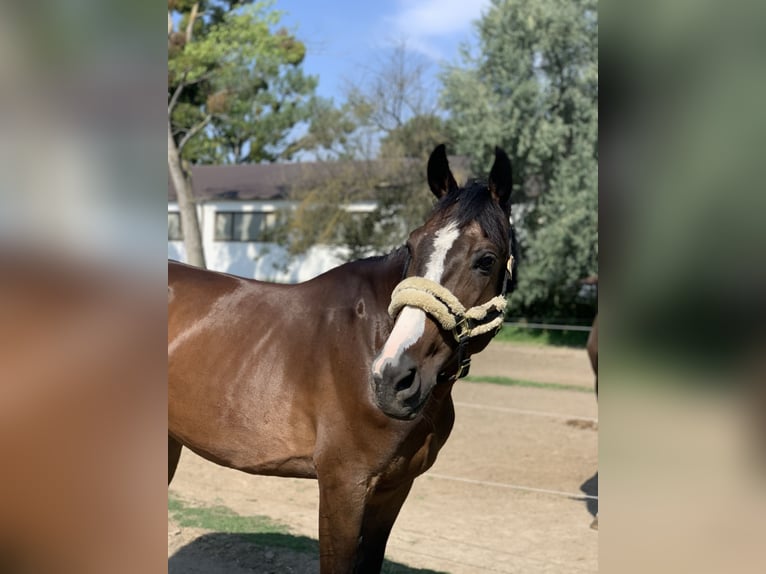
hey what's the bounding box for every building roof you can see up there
[168,157,471,202]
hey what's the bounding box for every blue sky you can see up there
[276,0,491,102]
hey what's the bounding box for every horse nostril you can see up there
[395,368,417,393]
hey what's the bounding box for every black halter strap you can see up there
[401,248,411,281]
[449,245,514,380]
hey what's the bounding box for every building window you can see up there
[214,211,276,242]
[168,212,183,241]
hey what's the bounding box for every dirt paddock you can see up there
[168,341,598,573]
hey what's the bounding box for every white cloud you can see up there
[384,0,490,58]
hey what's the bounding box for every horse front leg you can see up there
[356,479,414,572]
[316,471,369,574]
[316,469,414,574]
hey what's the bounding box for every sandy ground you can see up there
[168,341,598,573]
[467,342,596,388]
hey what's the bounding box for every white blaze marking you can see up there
[424,221,460,282]
[373,221,459,376]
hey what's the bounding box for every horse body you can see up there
[168,255,457,571]
[169,250,452,475]
[169,145,514,573]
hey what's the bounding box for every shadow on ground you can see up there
[169,532,447,574]
[580,471,598,518]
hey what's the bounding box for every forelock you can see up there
[431,179,510,256]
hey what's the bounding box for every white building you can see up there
[168,162,381,282]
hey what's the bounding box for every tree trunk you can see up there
[168,119,206,269]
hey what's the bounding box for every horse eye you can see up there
[474,254,496,274]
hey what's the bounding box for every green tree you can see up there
[281,44,453,260]
[293,97,364,162]
[379,114,449,160]
[168,0,316,267]
[441,0,598,319]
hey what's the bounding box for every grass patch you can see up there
[464,375,592,393]
[168,494,289,536]
[168,496,450,570]
[494,326,589,348]
[236,532,318,555]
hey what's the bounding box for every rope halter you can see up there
[387,256,512,380]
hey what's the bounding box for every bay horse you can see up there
[168,144,517,573]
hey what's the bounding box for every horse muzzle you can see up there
[371,352,431,420]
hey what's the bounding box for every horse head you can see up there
[372,144,517,420]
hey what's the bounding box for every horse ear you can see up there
[427,144,458,199]
[488,146,513,215]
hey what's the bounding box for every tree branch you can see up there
[177,114,213,155]
[185,3,199,43]
[168,67,191,115]
[168,68,217,115]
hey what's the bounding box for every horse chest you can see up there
[380,423,451,486]
[408,432,443,474]
[392,394,456,480]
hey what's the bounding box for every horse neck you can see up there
[351,247,409,339]
[372,247,409,302]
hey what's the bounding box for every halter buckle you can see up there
[452,316,471,343]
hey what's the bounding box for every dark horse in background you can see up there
[168,145,517,573]
[580,275,598,530]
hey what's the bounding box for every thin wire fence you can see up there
[503,321,593,332]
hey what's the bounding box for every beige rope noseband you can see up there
[388,278,507,338]
[387,256,513,380]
